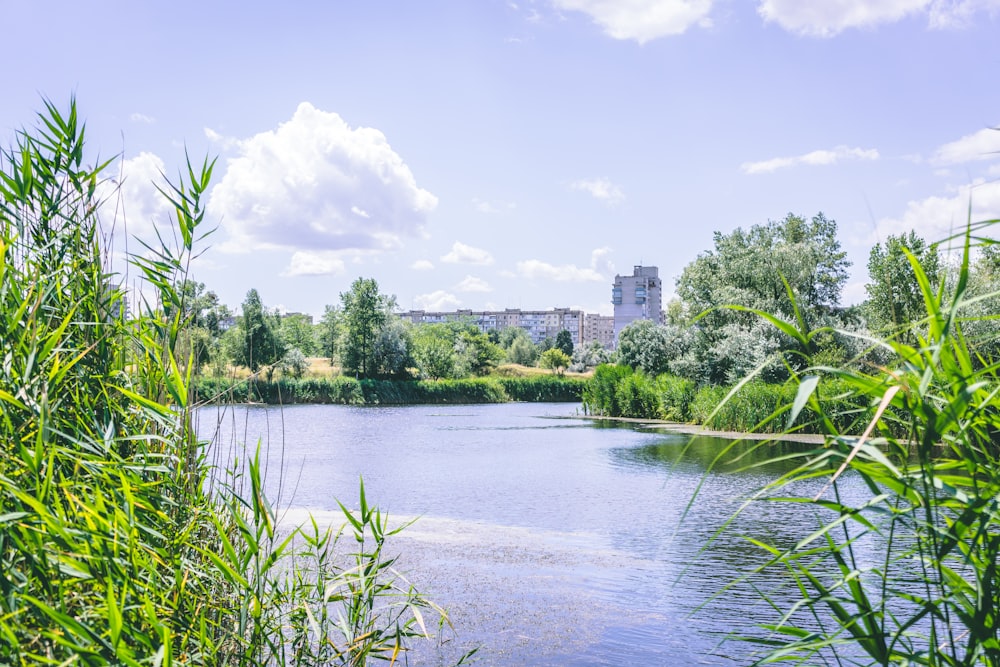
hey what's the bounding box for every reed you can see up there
[194,375,585,405]
[0,100,454,665]
[697,223,1000,665]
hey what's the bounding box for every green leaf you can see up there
[786,375,819,430]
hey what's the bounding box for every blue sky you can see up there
[5,0,1000,318]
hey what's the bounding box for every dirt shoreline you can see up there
[570,414,828,444]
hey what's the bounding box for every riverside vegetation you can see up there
[581,205,1000,662]
[704,221,1000,665]
[0,101,466,665]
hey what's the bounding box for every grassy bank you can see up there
[583,363,870,434]
[194,374,586,405]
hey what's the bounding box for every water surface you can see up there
[198,402,846,666]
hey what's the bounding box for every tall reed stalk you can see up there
[701,222,1000,665]
[0,99,454,665]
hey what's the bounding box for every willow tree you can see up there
[675,212,850,383]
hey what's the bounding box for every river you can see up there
[197,402,853,666]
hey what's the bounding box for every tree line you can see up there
[178,277,604,381]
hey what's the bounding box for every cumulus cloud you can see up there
[570,177,625,203]
[552,0,713,43]
[97,152,174,241]
[411,259,435,270]
[516,259,606,282]
[874,178,1000,242]
[441,241,495,265]
[210,102,437,256]
[414,290,461,311]
[515,246,615,282]
[758,0,1000,36]
[281,251,347,277]
[129,112,155,124]
[741,145,879,174]
[932,127,1000,165]
[456,275,493,292]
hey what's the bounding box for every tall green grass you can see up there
[194,375,585,405]
[0,100,456,665]
[697,223,1000,665]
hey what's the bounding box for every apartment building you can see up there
[583,313,615,349]
[402,307,591,347]
[612,265,662,346]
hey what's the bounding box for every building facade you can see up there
[583,313,615,349]
[402,307,597,347]
[612,265,662,346]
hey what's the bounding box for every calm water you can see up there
[197,402,854,666]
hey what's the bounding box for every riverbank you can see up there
[194,374,587,405]
[575,414,829,444]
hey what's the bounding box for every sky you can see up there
[4,0,1000,319]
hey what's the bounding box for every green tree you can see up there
[538,348,571,375]
[372,317,413,378]
[231,288,285,374]
[570,340,613,372]
[502,327,538,366]
[865,230,941,341]
[280,347,309,378]
[616,320,671,376]
[675,212,850,384]
[318,304,342,362]
[455,329,504,377]
[340,277,391,378]
[555,329,574,357]
[172,280,231,375]
[280,313,318,356]
[411,323,458,379]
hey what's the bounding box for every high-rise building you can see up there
[612,265,662,346]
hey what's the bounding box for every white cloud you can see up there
[932,127,1000,165]
[590,246,615,275]
[414,290,461,311]
[456,275,493,292]
[874,178,1000,242]
[741,145,879,174]
[441,241,495,265]
[570,177,625,203]
[516,260,604,282]
[97,152,173,242]
[757,0,1000,36]
[129,112,155,124]
[411,259,435,270]
[281,251,347,277]
[473,197,516,214]
[210,102,437,255]
[928,0,1000,27]
[552,0,714,43]
[204,127,241,152]
[516,246,615,282]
